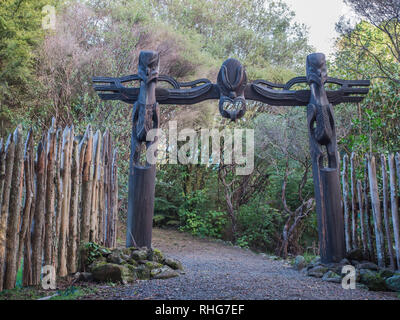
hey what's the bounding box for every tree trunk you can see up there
[350,153,358,249]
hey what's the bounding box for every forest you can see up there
[1,0,400,263]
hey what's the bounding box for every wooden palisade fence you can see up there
[342,152,400,270]
[0,119,118,290]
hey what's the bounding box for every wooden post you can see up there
[90,131,102,243]
[363,155,375,261]
[44,119,57,266]
[342,154,351,252]
[350,153,358,249]
[81,125,93,244]
[4,126,24,289]
[58,126,72,277]
[368,155,385,268]
[0,132,15,291]
[32,137,47,285]
[357,180,368,257]
[111,148,119,247]
[391,153,400,270]
[381,154,395,269]
[98,131,107,245]
[67,136,80,274]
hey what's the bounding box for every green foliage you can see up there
[82,242,111,265]
[236,199,283,251]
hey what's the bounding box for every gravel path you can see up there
[82,228,398,300]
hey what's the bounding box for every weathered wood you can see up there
[81,125,93,244]
[98,130,107,245]
[67,136,79,274]
[17,130,34,271]
[381,154,395,269]
[22,191,35,287]
[368,155,385,268]
[363,155,375,261]
[392,153,400,270]
[357,180,368,257]
[90,131,101,242]
[341,154,351,252]
[44,119,56,266]
[32,137,47,285]
[53,127,63,270]
[111,148,119,247]
[0,133,15,291]
[350,153,358,249]
[4,126,25,289]
[58,126,72,277]
[0,138,5,220]
[105,133,113,247]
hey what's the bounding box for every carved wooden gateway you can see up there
[93,51,370,263]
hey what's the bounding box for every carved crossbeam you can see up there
[93,61,370,120]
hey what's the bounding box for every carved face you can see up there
[138,51,160,84]
[217,58,247,121]
[306,53,327,86]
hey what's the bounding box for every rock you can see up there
[358,269,387,291]
[356,262,378,271]
[385,275,400,292]
[131,249,148,261]
[326,263,344,275]
[144,260,163,270]
[92,263,135,283]
[152,248,165,263]
[322,271,342,283]
[307,266,328,278]
[340,258,350,265]
[107,252,123,264]
[164,257,183,270]
[268,255,279,261]
[151,266,179,279]
[293,256,306,271]
[78,272,93,282]
[378,268,395,279]
[346,249,364,261]
[135,265,151,280]
[311,256,321,265]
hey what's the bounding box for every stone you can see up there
[356,262,378,271]
[78,272,93,282]
[293,256,306,271]
[135,265,151,280]
[385,275,400,292]
[144,260,163,270]
[152,248,165,263]
[346,249,364,261]
[107,252,123,264]
[131,249,148,261]
[92,263,135,283]
[340,258,350,265]
[307,266,328,278]
[164,257,183,270]
[358,269,386,291]
[322,271,342,283]
[378,268,395,279]
[151,266,180,280]
[311,256,321,265]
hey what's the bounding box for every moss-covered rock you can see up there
[359,269,387,291]
[152,248,165,263]
[92,263,136,284]
[131,249,148,261]
[322,271,341,283]
[164,257,183,270]
[151,266,179,279]
[307,266,328,278]
[385,275,400,292]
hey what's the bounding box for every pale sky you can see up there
[282,0,355,57]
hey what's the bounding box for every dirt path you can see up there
[81,228,398,300]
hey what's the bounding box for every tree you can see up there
[337,0,400,83]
